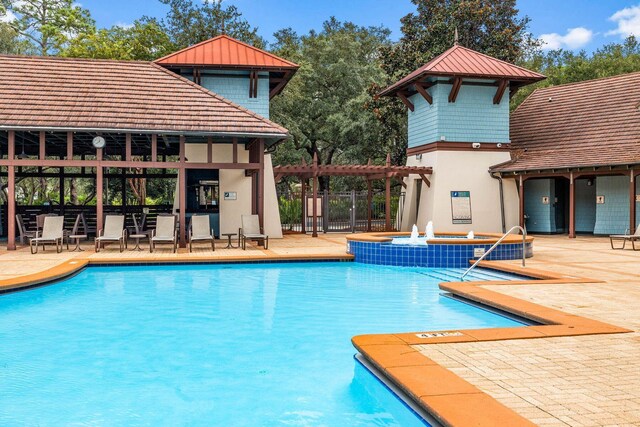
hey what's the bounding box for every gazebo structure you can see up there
[273,154,432,236]
[0,35,299,250]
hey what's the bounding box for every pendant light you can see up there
[17,132,28,159]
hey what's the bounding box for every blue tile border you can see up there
[347,240,532,268]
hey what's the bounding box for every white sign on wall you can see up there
[541,196,550,205]
[224,192,237,200]
[596,195,605,204]
[451,191,472,224]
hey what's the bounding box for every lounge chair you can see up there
[95,215,127,252]
[150,215,178,253]
[239,214,268,250]
[30,216,65,254]
[610,224,640,250]
[189,215,215,252]
[16,214,36,245]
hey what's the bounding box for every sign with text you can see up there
[596,195,605,204]
[451,191,472,224]
[224,192,237,201]
[306,197,323,217]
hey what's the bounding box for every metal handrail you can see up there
[461,226,527,281]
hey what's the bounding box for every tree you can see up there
[270,18,393,190]
[61,19,173,61]
[512,36,640,109]
[0,0,94,55]
[368,0,540,163]
[157,0,265,50]
[0,22,32,54]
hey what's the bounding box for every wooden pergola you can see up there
[273,154,432,237]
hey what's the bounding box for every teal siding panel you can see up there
[436,83,509,143]
[524,179,555,233]
[407,90,438,148]
[200,72,270,119]
[575,179,596,233]
[594,176,629,235]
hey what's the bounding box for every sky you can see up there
[80,0,640,52]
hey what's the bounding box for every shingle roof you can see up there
[0,55,289,138]
[380,44,545,96]
[492,72,640,173]
[154,34,299,69]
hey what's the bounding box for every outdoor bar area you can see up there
[0,54,289,250]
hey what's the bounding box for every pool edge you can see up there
[352,260,632,427]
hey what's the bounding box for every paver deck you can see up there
[417,235,640,427]
[1,233,639,426]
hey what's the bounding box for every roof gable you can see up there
[380,44,545,96]
[155,35,299,69]
[0,55,288,137]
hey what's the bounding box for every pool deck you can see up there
[2,234,640,426]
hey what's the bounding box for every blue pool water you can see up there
[0,262,523,426]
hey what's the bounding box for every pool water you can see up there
[0,262,523,426]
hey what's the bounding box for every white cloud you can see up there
[606,4,640,38]
[539,27,593,50]
[0,10,16,23]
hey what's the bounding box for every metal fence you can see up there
[278,190,405,234]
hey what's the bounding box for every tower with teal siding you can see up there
[380,44,544,233]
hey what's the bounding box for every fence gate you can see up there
[278,190,405,234]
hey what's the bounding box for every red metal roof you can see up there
[380,45,545,96]
[0,55,288,137]
[155,34,299,69]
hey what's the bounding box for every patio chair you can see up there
[15,214,36,245]
[188,215,215,252]
[150,215,178,253]
[610,224,640,250]
[239,214,268,250]
[95,215,127,253]
[30,216,65,254]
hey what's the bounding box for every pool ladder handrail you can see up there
[461,226,527,281]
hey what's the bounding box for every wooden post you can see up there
[59,157,65,210]
[7,130,15,250]
[300,177,306,233]
[367,179,372,232]
[232,137,238,164]
[257,139,265,229]
[569,173,576,238]
[384,154,391,231]
[96,147,104,234]
[66,132,73,160]
[178,135,186,248]
[125,133,132,162]
[39,131,46,160]
[519,175,525,230]
[631,170,636,235]
[312,175,318,237]
[151,134,157,161]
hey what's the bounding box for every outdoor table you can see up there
[221,233,237,249]
[67,234,87,252]
[129,234,147,251]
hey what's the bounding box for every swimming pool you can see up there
[0,262,523,426]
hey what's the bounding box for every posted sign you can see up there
[451,191,472,224]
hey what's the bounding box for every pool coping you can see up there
[352,260,633,427]
[346,231,534,245]
[0,253,354,293]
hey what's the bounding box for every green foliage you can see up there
[61,19,173,61]
[278,196,301,230]
[0,22,32,54]
[1,0,95,55]
[157,0,265,51]
[511,36,640,110]
[270,18,393,190]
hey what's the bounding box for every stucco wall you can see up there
[403,150,517,233]
[174,142,282,238]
